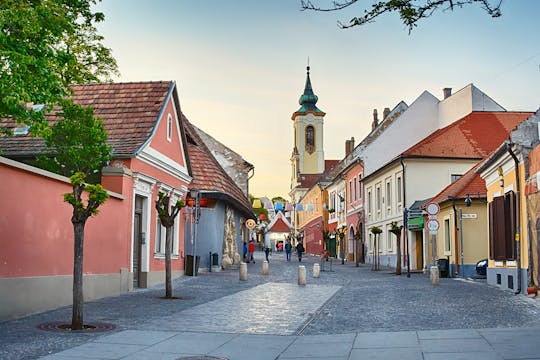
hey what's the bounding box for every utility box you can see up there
[185,255,200,276]
[212,253,219,266]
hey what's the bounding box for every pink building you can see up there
[344,160,365,263]
[0,82,193,319]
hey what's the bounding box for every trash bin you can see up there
[212,252,219,266]
[185,255,200,276]
[437,258,449,278]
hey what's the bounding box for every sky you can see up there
[93,0,540,200]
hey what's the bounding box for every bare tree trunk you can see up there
[72,221,85,330]
[165,226,173,298]
[395,232,402,275]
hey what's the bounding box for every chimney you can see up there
[383,107,390,119]
[443,87,452,99]
[345,137,355,156]
[372,109,379,130]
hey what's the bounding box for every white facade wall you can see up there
[438,84,505,128]
[361,91,440,177]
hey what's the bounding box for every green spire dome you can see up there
[295,66,323,114]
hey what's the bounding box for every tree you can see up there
[390,221,404,275]
[300,0,503,32]
[0,0,118,130]
[370,226,382,270]
[38,100,112,330]
[155,192,185,299]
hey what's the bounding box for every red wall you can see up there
[0,160,130,277]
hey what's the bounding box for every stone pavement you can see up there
[2,251,540,359]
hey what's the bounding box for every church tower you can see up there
[290,66,326,192]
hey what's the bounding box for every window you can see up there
[385,180,392,214]
[397,176,402,204]
[353,177,357,201]
[376,185,381,214]
[167,114,173,142]
[444,219,451,253]
[367,190,372,216]
[305,125,315,153]
[451,174,462,183]
[156,217,164,254]
[489,192,516,260]
[358,176,363,199]
[349,181,353,202]
[387,228,392,252]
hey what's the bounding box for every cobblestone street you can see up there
[2,251,540,359]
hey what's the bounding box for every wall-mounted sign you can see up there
[461,213,477,219]
[246,219,256,229]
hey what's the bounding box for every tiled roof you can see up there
[430,162,486,204]
[0,81,173,157]
[182,114,253,217]
[268,217,291,232]
[403,112,532,158]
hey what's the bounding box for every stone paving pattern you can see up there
[1,251,540,359]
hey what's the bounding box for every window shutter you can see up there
[490,196,507,260]
[505,191,516,260]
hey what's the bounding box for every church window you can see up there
[305,125,315,154]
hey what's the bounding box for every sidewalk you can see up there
[39,326,540,359]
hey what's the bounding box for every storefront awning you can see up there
[407,217,424,230]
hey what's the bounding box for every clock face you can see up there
[426,203,440,215]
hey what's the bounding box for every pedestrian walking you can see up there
[264,246,270,262]
[285,240,292,261]
[242,241,248,262]
[248,239,255,263]
[296,241,304,262]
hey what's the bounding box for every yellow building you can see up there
[430,164,488,277]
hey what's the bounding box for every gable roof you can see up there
[266,211,292,233]
[182,114,253,218]
[430,162,486,205]
[403,112,532,159]
[0,81,176,158]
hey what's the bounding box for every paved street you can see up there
[2,251,540,359]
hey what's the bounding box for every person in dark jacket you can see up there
[296,242,305,262]
[285,240,292,261]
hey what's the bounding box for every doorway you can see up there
[415,231,424,270]
[133,196,144,288]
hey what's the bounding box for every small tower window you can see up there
[305,125,315,154]
[167,114,173,142]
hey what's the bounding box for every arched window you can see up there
[305,125,315,154]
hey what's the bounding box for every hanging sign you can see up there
[246,219,256,229]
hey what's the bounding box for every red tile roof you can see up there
[430,162,486,204]
[0,81,173,157]
[182,114,253,217]
[403,112,532,159]
[268,217,291,232]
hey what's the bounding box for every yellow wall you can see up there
[297,186,324,229]
[485,162,528,269]
[302,152,319,173]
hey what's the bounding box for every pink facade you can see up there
[345,161,364,262]
[303,217,324,255]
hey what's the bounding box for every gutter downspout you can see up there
[451,200,459,277]
[507,143,522,295]
[401,157,410,278]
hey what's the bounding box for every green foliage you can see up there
[370,226,383,234]
[37,100,112,179]
[301,0,503,33]
[65,171,109,222]
[156,192,185,226]
[0,0,118,126]
[390,221,403,235]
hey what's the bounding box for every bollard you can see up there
[313,263,320,278]
[239,262,247,281]
[430,265,439,286]
[298,265,306,285]
[262,260,269,275]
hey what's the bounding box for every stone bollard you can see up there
[313,263,320,278]
[262,260,269,275]
[239,262,247,281]
[298,265,306,285]
[430,265,439,286]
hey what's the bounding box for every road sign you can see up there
[426,203,440,215]
[407,209,423,219]
[427,219,439,232]
[461,213,477,219]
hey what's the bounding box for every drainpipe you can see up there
[507,143,521,295]
[401,157,410,278]
[451,200,459,277]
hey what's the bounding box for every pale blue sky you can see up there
[94,0,540,198]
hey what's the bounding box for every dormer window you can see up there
[167,114,172,142]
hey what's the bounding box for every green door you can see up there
[328,237,337,257]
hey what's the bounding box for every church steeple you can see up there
[293,66,324,117]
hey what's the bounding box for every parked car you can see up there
[476,259,488,276]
